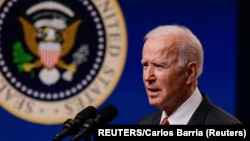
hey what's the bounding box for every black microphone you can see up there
[54,106,97,141]
[70,104,118,141]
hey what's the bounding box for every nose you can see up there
[144,66,156,81]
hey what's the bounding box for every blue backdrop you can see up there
[0,0,237,141]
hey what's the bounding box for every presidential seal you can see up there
[0,0,127,125]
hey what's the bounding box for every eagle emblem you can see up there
[17,17,82,85]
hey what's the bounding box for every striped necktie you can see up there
[160,117,169,125]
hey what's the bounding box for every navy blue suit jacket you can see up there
[137,94,242,125]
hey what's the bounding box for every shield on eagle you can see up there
[38,42,61,69]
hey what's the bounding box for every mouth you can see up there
[146,88,160,96]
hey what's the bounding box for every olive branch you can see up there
[12,41,35,77]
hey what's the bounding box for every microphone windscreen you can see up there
[97,104,118,124]
[76,106,97,122]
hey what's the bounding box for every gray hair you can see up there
[144,24,204,77]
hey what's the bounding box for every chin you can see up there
[148,99,159,106]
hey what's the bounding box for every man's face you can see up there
[141,36,188,109]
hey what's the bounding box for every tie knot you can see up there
[160,117,169,125]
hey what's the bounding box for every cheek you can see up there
[157,73,172,85]
[158,72,182,90]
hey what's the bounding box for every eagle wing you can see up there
[18,17,38,56]
[61,19,82,57]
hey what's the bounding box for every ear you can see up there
[186,61,197,84]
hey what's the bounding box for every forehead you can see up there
[142,36,177,59]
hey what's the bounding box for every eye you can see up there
[142,62,148,69]
[141,61,148,66]
[153,63,165,69]
[154,63,163,68]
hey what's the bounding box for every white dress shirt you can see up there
[160,87,202,125]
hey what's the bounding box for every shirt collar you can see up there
[161,87,202,125]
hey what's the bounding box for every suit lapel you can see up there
[151,109,162,124]
[188,94,212,125]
